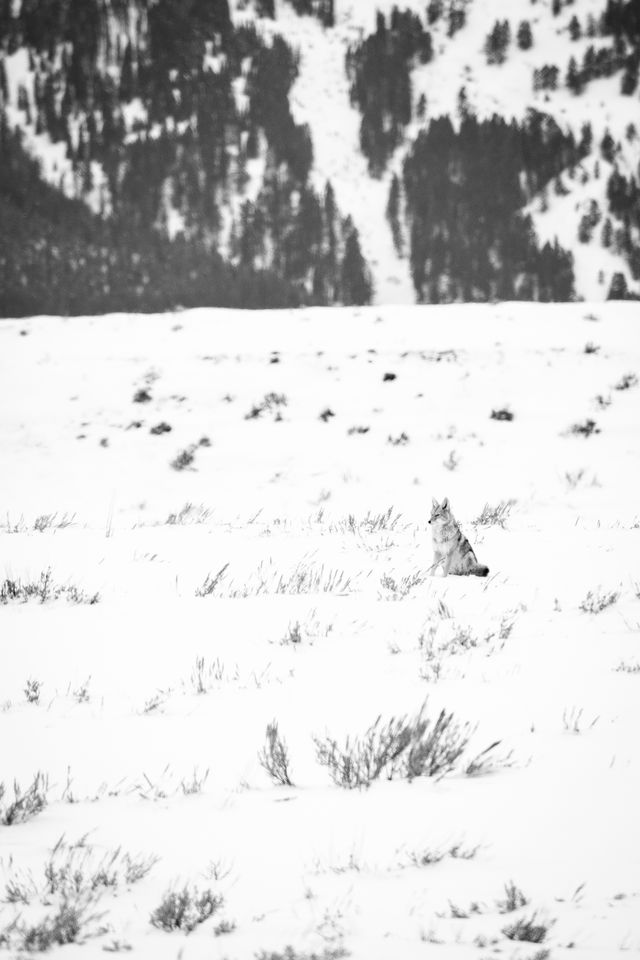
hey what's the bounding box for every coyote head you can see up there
[429,497,451,526]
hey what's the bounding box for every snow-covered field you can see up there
[1,302,640,958]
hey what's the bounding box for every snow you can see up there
[1,301,640,957]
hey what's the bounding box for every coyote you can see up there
[429,498,489,577]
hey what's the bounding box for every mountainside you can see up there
[1,0,639,314]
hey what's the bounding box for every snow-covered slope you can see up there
[1,302,639,957]
[232,0,640,302]
[3,0,638,304]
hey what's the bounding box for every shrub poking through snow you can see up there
[24,677,41,704]
[496,881,529,913]
[150,421,172,435]
[379,569,429,599]
[0,570,99,604]
[568,418,600,437]
[490,407,514,421]
[388,431,410,445]
[245,393,288,420]
[133,388,152,403]
[0,837,159,950]
[282,620,303,644]
[150,885,223,932]
[170,446,197,471]
[502,913,554,943]
[615,660,640,674]
[258,721,294,786]
[0,898,104,951]
[464,740,514,777]
[579,588,619,613]
[198,562,357,598]
[406,842,479,867]
[166,503,213,525]
[313,702,472,789]
[0,772,48,825]
[584,342,600,354]
[195,563,230,596]
[614,372,638,391]
[33,512,76,532]
[255,949,348,960]
[473,500,513,527]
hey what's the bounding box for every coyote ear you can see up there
[431,497,439,509]
[442,497,450,510]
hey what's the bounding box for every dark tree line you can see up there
[0,120,304,317]
[287,0,334,27]
[346,7,433,176]
[606,167,640,286]
[0,0,372,315]
[400,111,585,302]
[534,0,640,95]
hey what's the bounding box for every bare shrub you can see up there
[0,837,157,950]
[180,768,210,795]
[615,660,640,674]
[170,446,197,471]
[387,431,410,445]
[614,372,638,391]
[258,721,294,786]
[195,563,230,596]
[465,741,514,776]
[502,913,554,943]
[150,885,223,932]
[166,503,212,525]
[490,407,514,421]
[200,562,358,598]
[24,677,42,704]
[0,772,48,825]
[406,841,479,867]
[281,621,303,645]
[379,569,429,600]
[0,570,99,605]
[33,512,76,532]
[313,703,473,789]
[245,393,288,420]
[562,706,599,733]
[568,419,600,437]
[255,949,348,960]
[1,898,105,951]
[347,425,370,435]
[496,881,529,913]
[150,421,172,435]
[473,500,514,527]
[579,588,619,613]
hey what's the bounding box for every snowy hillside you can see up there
[1,0,639,312]
[255,0,640,302]
[1,302,640,958]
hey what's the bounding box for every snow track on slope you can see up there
[275,2,416,305]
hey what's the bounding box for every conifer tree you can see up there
[607,272,629,299]
[341,221,373,305]
[517,20,533,50]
